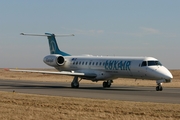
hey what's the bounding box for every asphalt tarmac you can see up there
[0,79,179,104]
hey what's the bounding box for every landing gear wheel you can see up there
[103,81,111,88]
[156,81,163,91]
[156,86,163,91]
[103,82,107,88]
[71,76,80,88]
[71,82,79,88]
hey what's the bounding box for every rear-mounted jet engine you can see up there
[43,55,65,67]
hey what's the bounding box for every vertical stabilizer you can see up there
[45,33,71,56]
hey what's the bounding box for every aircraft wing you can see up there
[9,69,96,78]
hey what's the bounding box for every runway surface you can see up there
[0,79,179,104]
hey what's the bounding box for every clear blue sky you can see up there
[0,0,180,69]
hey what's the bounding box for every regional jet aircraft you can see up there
[10,33,173,91]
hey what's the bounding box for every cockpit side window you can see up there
[148,61,162,66]
[157,61,162,66]
[141,61,147,67]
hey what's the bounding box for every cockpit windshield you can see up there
[141,61,162,67]
[148,61,162,66]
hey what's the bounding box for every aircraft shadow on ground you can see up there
[0,84,151,92]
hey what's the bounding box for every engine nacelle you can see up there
[43,54,65,67]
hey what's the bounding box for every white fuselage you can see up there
[44,55,173,82]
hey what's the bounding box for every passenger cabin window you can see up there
[148,61,162,66]
[141,61,147,67]
[103,62,105,66]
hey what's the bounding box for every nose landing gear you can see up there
[156,83,163,91]
[156,80,163,91]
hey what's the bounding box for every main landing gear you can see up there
[71,77,113,88]
[103,80,113,88]
[71,76,81,88]
[156,80,163,91]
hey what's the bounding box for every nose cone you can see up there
[163,69,173,79]
[157,66,173,80]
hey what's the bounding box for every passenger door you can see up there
[139,61,147,79]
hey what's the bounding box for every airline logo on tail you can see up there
[49,40,56,54]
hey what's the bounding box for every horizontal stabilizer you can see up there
[20,33,74,37]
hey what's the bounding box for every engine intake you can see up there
[43,55,65,67]
[57,56,65,65]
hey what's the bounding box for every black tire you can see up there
[71,82,74,88]
[156,86,163,91]
[103,82,107,88]
[107,84,111,88]
[156,86,159,91]
[71,82,79,88]
[76,84,79,88]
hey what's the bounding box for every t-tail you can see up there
[45,33,71,56]
[20,33,73,56]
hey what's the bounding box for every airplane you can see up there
[10,33,173,91]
